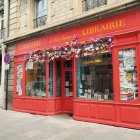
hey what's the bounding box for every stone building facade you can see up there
[4,0,140,110]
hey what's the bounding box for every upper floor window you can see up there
[0,11,4,40]
[0,0,4,8]
[83,0,107,11]
[34,0,48,28]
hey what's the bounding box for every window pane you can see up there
[119,49,138,100]
[26,62,46,97]
[36,0,48,17]
[16,64,23,95]
[77,52,113,100]
[49,62,53,98]
[86,0,94,10]
[85,0,107,11]
[36,0,43,17]
[65,71,73,97]
[98,0,107,6]
[56,61,61,97]
[64,60,72,68]
[44,0,48,15]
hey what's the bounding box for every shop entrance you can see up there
[55,59,73,114]
[62,60,73,114]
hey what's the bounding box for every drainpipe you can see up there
[5,46,8,110]
[0,44,6,109]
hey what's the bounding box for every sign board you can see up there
[4,53,11,64]
[5,64,10,70]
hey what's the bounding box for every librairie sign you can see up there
[15,9,139,56]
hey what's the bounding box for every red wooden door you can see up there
[62,60,73,114]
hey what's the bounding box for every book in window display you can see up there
[119,49,138,100]
[77,53,113,100]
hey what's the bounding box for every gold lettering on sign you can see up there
[83,60,103,65]
[33,66,41,70]
[82,19,126,35]
[119,19,125,27]
[18,41,41,51]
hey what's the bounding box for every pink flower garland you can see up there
[25,35,113,63]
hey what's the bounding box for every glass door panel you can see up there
[65,71,73,97]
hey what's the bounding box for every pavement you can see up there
[0,110,140,140]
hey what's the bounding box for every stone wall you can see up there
[9,0,18,37]
[7,0,133,39]
[18,0,28,33]
[7,45,15,110]
[51,0,74,23]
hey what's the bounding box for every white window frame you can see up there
[83,0,107,11]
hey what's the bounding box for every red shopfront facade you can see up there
[14,9,140,129]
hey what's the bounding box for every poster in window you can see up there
[119,49,138,100]
[16,64,23,95]
[26,62,33,70]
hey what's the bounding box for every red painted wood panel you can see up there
[32,100,47,112]
[120,106,140,124]
[23,99,33,110]
[117,34,137,44]
[97,105,115,121]
[89,104,97,118]
[47,100,55,113]
[14,99,23,109]
[63,98,73,111]
[55,99,63,112]
[75,103,89,117]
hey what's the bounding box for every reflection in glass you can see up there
[26,62,46,97]
[77,52,113,100]
[119,49,138,100]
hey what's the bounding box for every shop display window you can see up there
[119,48,138,100]
[56,61,61,97]
[49,62,53,97]
[16,64,23,95]
[77,52,113,100]
[26,62,46,97]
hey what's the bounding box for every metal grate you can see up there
[34,15,47,28]
[0,28,5,40]
[83,0,107,12]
